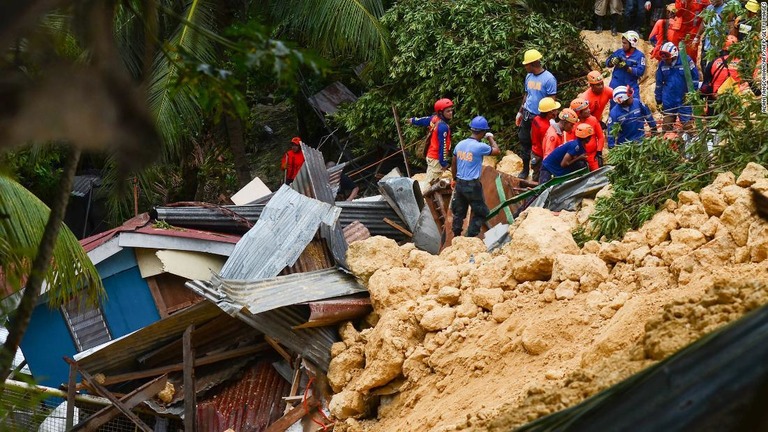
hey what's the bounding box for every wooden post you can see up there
[183,325,196,432]
[392,105,412,177]
[65,361,77,430]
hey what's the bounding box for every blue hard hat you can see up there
[469,116,490,131]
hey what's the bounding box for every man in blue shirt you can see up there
[516,49,557,180]
[451,116,500,238]
[655,42,699,145]
[606,31,647,108]
[607,86,658,148]
[540,123,593,184]
[694,0,739,65]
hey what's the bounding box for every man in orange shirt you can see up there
[542,108,578,161]
[281,137,306,185]
[649,4,684,60]
[530,97,561,182]
[568,98,605,170]
[676,0,709,63]
[579,71,613,127]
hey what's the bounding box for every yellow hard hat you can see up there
[538,97,561,113]
[522,49,543,65]
[746,0,759,13]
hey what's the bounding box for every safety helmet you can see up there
[522,49,543,65]
[723,35,738,50]
[569,98,589,112]
[559,108,579,124]
[575,123,595,138]
[660,42,679,58]
[469,116,490,131]
[622,31,640,48]
[663,132,679,141]
[666,3,677,12]
[613,86,631,104]
[746,0,759,13]
[538,97,561,113]
[587,71,604,85]
[434,98,454,112]
[291,137,302,145]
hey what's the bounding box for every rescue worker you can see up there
[326,161,360,201]
[450,116,500,238]
[655,42,699,140]
[531,97,561,182]
[649,4,684,60]
[606,31,647,107]
[281,137,305,185]
[646,0,673,27]
[595,0,624,35]
[702,36,746,114]
[579,71,614,127]
[542,108,579,160]
[735,0,759,41]
[625,0,647,33]
[407,98,454,185]
[516,49,558,180]
[540,123,594,184]
[607,86,658,148]
[694,0,739,70]
[569,98,606,169]
[676,0,708,63]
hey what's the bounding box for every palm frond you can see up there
[271,0,391,63]
[0,175,103,308]
[147,0,219,159]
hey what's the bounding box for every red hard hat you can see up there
[434,98,454,112]
[291,137,302,145]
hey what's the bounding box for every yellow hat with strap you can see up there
[523,49,543,65]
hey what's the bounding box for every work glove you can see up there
[596,151,604,167]
[609,57,621,67]
[515,112,523,127]
[485,132,494,139]
[645,1,651,11]
[618,61,627,69]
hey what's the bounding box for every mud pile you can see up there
[330,163,768,432]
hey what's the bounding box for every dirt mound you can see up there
[332,163,768,432]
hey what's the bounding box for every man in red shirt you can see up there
[567,98,605,170]
[676,0,709,63]
[542,108,578,160]
[530,97,561,182]
[649,4,684,60]
[579,71,613,127]
[281,137,305,185]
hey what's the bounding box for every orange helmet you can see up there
[559,108,579,124]
[663,132,679,141]
[434,98,454,112]
[587,71,603,85]
[575,123,594,138]
[569,98,589,111]
[291,137,302,145]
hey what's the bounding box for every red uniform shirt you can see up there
[649,17,684,60]
[564,116,603,171]
[281,149,305,181]
[579,86,613,123]
[543,123,567,159]
[531,115,551,157]
[676,0,709,36]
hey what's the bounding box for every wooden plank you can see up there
[103,343,270,386]
[265,336,292,364]
[183,325,196,432]
[65,362,77,430]
[146,276,169,318]
[265,395,317,432]
[383,218,413,237]
[65,358,153,432]
[73,375,168,431]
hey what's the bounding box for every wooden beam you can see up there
[146,276,169,319]
[65,362,77,430]
[65,358,153,432]
[383,218,413,237]
[102,343,270,386]
[264,336,292,364]
[265,395,318,432]
[183,325,196,432]
[72,375,168,432]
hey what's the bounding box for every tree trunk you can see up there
[0,145,81,383]
[225,114,251,188]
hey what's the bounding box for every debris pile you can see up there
[330,163,768,431]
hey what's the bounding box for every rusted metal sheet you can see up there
[296,296,373,329]
[342,221,370,244]
[279,238,334,275]
[307,81,358,115]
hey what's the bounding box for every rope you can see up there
[302,376,335,431]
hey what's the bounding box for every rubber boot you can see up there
[596,15,603,33]
[611,14,619,36]
[518,156,530,179]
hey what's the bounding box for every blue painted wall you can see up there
[20,303,77,388]
[101,265,160,337]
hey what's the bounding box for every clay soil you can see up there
[329,163,768,432]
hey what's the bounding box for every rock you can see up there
[596,184,613,199]
[581,240,601,255]
[463,255,516,290]
[542,288,556,302]
[634,266,675,291]
[551,254,610,289]
[627,245,651,266]
[331,342,347,358]
[367,267,425,311]
[555,280,578,300]
[599,241,632,263]
[421,264,463,291]
[339,322,361,346]
[504,207,580,281]
[663,199,678,212]
[720,199,755,247]
[328,344,365,392]
[456,292,480,318]
[657,242,693,266]
[471,288,505,311]
[521,318,573,355]
[721,184,750,205]
[436,286,461,305]
[677,191,700,205]
[699,186,727,217]
[586,290,608,309]
[329,390,367,420]
[700,216,726,239]
[405,249,442,270]
[641,255,665,267]
[496,151,524,176]
[440,237,487,265]
[736,162,768,187]
[420,307,456,332]
[402,347,431,382]
[748,219,768,262]
[669,228,707,249]
[347,236,404,282]
[609,292,630,309]
[639,209,678,246]
[713,171,736,190]
[675,204,709,230]
[492,302,516,322]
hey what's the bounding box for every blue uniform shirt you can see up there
[522,70,557,115]
[607,99,657,148]
[702,2,735,52]
[542,139,586,177]
[453,137,492,180]
[606,48,647,97]
[655,56,699,110]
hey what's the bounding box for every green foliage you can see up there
[333,0,591,157]
[0,147,65,207]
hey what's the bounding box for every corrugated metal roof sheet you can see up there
[219,185,340,280]
[307,81,358,114]
[300,296,373,329]
[196,359,290,432]
[71,175,101,197]
[342,221,370,244]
